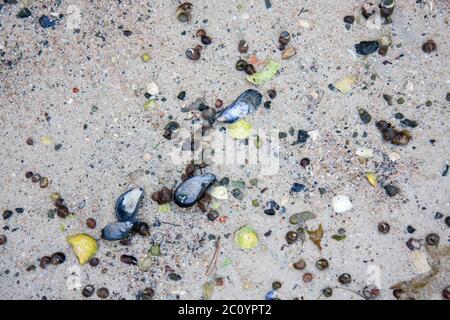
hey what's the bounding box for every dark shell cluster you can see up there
[376,120,412,146]
[101,187,145,241]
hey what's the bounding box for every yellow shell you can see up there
[365,172,378,187]
[334,75,356,94]
[228,119,253,140]
[67,233,98,265]
[234,225,258,250]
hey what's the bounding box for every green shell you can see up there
[234,225,259,250]
[246,60,281,85]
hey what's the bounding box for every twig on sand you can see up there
[205,236,221,276]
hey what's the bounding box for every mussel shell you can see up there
[115,187,144,222]
[216,89,262,123]
[174,173,216,207]
[101,221,134,241]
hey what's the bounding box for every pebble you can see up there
[422,40,436,53]
[39,15,55,28]
[331,195,353,213]
[86,218,97,229]
[384,185,399,197]
[17,8,31,18]
[355,41,379,55]
[0,235,6,245]
[291,183,307,193]
[97,288,109,299]
[343,15,355,24]
[3,210,13,220]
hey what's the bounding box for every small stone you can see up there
[384,185,399,197]
[355,41,379,55]
[434,212,443,220]
[141,53,151,62]
[0,235,7,245]
[343,15,355,24]
[293,259,306,270]
[281,47,296,60]
[358,108,372,124]
[422,40,436,53]
[88,257,100,267]
[3,210,13,220]
[17,8,31,18]
[97,288,109,299]
[407,226,416,234]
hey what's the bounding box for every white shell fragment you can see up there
[146,82,159,96]
[210,186,229,200]
[355,147,374,158]
[332,195,353,213]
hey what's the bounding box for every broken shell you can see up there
[361,2,377,19]
[101,221,134,241]
[67,234,98,265]
[115,187,144,222]
[334,75,356,94]
[331,195,353,213]
[216,89,262,123]
[234,225,258,250]
[176,2,193,22]
[210,186,229,200]
[174,173,216,207]
[246,60,281,85]
[281,47,297,60]
[365,172,378,187]
[228,119,253,140]
[377,35,392,48]
[355,41,379,55]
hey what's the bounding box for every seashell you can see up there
[234,225,258,250]
[334,75,357,94]
[174,173,216,207]
[228,119,253,140]
[380,0,395,17]
[176,2,193,22]
[101,221,134,241]
[365,172,378,187]
[355,41,379,55]
[210,186,229,200]
[115,187,144,222]
[66,233,98,265]
[246,60,281,85]
[216,89,262,123]
[331,195,353,213]
[281,47,297,60]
